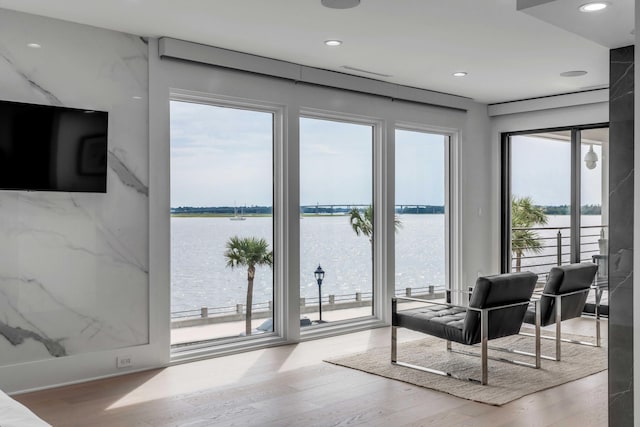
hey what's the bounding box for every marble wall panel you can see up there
[0,9,149,365]
[609,44,634,427]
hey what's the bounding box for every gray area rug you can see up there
[324,332,607,406]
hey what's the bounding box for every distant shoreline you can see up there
[171,204,445,216]
[170,205,601,218]
[171,212,603,218]
[172,213,272,218]
[170,212,445,218]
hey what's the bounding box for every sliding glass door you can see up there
[502,124,609,278]
[508,131,572,273]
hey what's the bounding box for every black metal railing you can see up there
[511,224,607,278]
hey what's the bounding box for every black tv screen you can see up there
[0,100,108,193]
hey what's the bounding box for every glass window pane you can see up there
[170,100,274,345]
[395,130,447,299]
[510,132,571,275]
[300,117,373,325]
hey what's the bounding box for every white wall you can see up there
[0,9,163,393]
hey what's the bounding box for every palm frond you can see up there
[511,196,548,258]
[224,235,273,269]
[349,205,401,242]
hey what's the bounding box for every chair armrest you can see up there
[540,288,591,298]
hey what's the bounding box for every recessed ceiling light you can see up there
[27,43,41,49]
[560,70,588,77]
[132,96,142,100]
[578,2,609,12]
[452,72,467,77]
[325,40,342,46]
[321,0,360,9]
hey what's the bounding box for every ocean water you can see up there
[170,214,604,313]
[171,214,446,313]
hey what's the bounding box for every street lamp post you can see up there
[314,265,325,323]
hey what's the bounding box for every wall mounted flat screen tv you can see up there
[0,99,108,193]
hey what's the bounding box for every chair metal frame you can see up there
[519,284,602,361]
[392,296,540,385]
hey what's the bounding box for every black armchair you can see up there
[392,271,539,385]
[521,262,599,361]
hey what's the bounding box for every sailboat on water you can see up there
[230,205,246,221]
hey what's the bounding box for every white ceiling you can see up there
[0,0,633,104]
[518,0,634,49]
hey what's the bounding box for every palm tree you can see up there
[349,206,374,243]
[511,196,548,272]
[349,205,401,245]
[224,236,273,336]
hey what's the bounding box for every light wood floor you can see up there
[15,319,608,427]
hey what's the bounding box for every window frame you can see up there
[166,89,462,359]
[169,89,288,359]
[393,123,457,302]
[298,108,386,336]
[500,122,609,274]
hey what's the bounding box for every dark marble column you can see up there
[609,45,634,427]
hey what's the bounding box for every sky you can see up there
[170,100,273,207]
[171,101,447,208]
[511,135,604,206]
[299,117,373,206]
[395,129,445,206]
[170,100,604,208]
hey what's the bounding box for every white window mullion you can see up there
[373,118,387,322]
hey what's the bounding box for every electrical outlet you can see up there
[116,355,133,369]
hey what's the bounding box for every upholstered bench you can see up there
[393,305,470,343]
